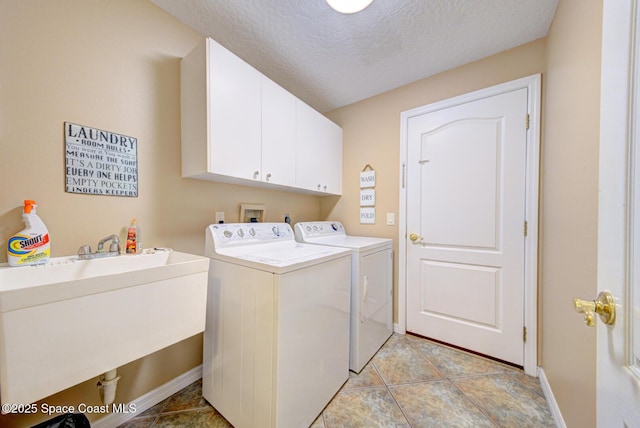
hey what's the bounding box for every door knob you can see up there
[573,290,616,327]
[409,233,423,243]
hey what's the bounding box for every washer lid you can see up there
[214,241,349,273]
[299,234,392,252]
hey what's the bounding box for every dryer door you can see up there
[361,249,392,320]
[355,247,393,371]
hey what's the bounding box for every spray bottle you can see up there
[7,200,51,266]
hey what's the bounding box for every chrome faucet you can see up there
[97,234,120,253]
[78,234,121,260]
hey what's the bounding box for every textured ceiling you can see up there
[151,0,558,113]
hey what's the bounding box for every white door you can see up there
[596,0,640,426]
[406,87,528,366]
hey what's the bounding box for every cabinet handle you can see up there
[317,184,321,190]
[253,170,259,179]
[323,185,327,191]
[266,173,271,182]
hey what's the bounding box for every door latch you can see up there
[573,291,616,327]
[409,233,423,243]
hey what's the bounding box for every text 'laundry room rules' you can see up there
[64,122,138,197]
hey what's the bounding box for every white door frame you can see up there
[398,75,541,376]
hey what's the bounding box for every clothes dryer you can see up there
[294,221,393,372]
[203,223,351,428]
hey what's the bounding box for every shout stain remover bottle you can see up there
[7,200,51,266]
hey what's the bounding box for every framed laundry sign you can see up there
[360,167,376,188]
[360,188,375,206]
[360,164,376,224]
[64,122,138,197]
[360,207,375,224]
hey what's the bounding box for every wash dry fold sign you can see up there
[64,122,138,197]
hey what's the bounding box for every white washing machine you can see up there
[294,221,393,373]
[203,223,351,428]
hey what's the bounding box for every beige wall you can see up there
[0,1,320,426]
[324,39,546,320]
[540,0,602,426]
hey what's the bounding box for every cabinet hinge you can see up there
[524,220,528,237]
[523,326,527,342]
[526,113,530,130]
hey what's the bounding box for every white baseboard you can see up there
[92,365,203,428]
[538,367,566,428]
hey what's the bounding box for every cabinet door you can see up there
[296,101,342,195]
[208,39,262,180]
[321,118,342,194]
[261,76,296,187]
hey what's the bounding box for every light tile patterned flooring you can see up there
[119,333,556,427]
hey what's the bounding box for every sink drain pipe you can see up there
[97,369,121,405]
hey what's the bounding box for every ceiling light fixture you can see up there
[326,0,373,14]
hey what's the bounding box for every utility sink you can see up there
[0,250,209,406]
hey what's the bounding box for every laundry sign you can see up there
[64,122,138,197]
[360,170,376,188]
[360,164,376,224]
[360,207,375,224]
[360,188,375,206]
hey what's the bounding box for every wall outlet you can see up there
[215,211,225,223]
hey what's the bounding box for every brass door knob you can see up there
[573,291,616,326]
[409,233,423,242]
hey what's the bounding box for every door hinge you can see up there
[523,326,527,342]
[526,113,530,130]
[524,220,528,237]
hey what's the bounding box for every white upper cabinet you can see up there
[261,76,296,187]
[296,101,343,195]
[181,38,341,195]
[181,38,262,183]
[208,40,262,181]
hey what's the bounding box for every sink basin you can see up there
[0,250,209,405]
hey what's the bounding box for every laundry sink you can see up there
[0,250,209,406]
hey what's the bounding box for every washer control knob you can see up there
[248,228,256,237]
[223,230,233,238]
[237,229,245,238]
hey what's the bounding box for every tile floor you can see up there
[118,333,556,427]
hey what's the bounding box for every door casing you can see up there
[398,75,541,376]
